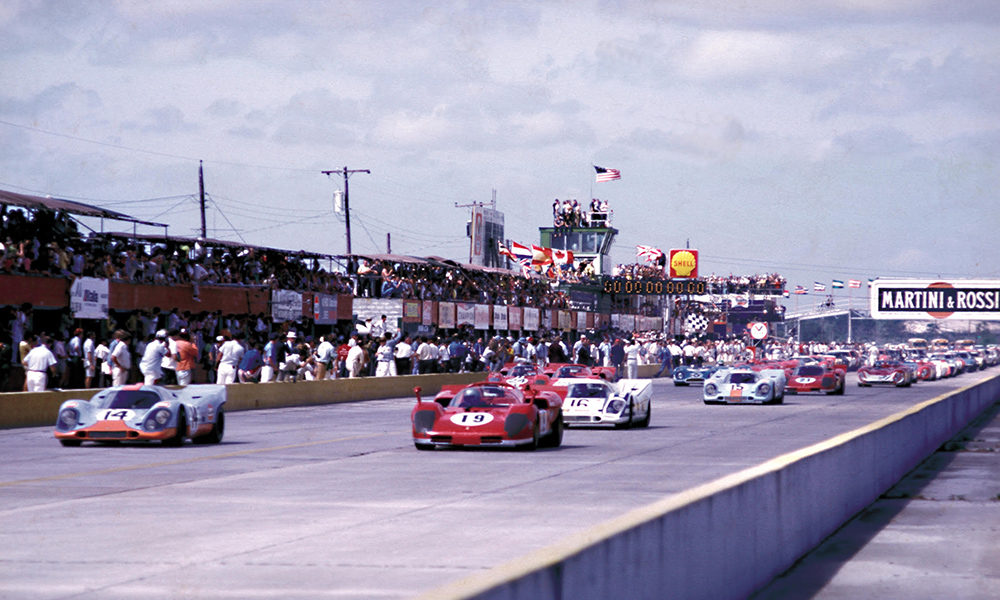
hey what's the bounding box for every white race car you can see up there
[703,368,786,405]
[557,378,653,428]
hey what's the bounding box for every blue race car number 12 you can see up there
[450,413,495,427]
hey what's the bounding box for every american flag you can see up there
[848,279,862,288]
[636,245,663,262]
[814,282,826,292]
[594,165,621,182]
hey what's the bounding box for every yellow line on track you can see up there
[0,430,404,488]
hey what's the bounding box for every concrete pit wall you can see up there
[421,373,1000,600]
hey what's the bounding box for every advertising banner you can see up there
[523,307,540,331]
[69,277,109,319]
[312,293,338,325]
[456,303,476,327]
[271,289,303,323]
[493,305,508,330]
[669,248,699,279]
[508,307,522,331]
[475,304,491,330]
[439,302,456,328]
[403,300,421,322]
[422,301,435,326]
[871,279,1000,320]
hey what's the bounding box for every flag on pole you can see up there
[636,245,663,263]
[848,279,861,288]
[814,282,826,292]
[594,165,621,182]
[832,279,844,288]
[782,289,790,298]
[793,285,808,295]
[551,248,574,265]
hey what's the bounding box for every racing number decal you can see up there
[99,409,133,420]
[567,398,590,408]
[449,413,495,427]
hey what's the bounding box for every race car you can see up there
[671,364,719,386]
[54,384,227,447]
[857,360,914,387]
[785,364,845,395]
[489,363,552,388]
[558,378,652,428]
[545,363,617,382]
[411,382,564,450]
[703,368,786,405]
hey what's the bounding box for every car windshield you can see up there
[728,372,758,384]
[796,365,825,376]
[556,366,586,378]
[874,361,897,369]
[567,383,610,398]
[106,390,161,410]
[508,365,537,377]
[449,386,515,408]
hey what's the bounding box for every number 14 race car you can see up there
[411,382,564,450]
[54,384,227,446]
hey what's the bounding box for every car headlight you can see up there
[58,408,79,430]
[143,408,172,431]
[606,399,626,414]
[704,384,717,395]
[757,383,771,396]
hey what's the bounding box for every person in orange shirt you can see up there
[173,330,200,386]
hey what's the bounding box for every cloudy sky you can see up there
[2,0,998,303]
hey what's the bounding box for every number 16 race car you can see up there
[411,382,564,450]
[557,378,652,428]
[54,384,227,446]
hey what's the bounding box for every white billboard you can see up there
[870,279,1000,320]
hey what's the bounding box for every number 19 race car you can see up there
[411,382,564,450]
[557,378,652,428]
[54,384,227,446]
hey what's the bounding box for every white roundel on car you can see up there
[450,413,495,427]
[795,377,816,384]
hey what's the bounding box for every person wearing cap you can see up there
[216,331,244,385]
[139,330,172,385]
[277,331,297,381]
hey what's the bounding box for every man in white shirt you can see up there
[216,333,245,385]
[110,332,132,386]
[140,330,172,385]
[22,335,57,392]
[314,336,335,380]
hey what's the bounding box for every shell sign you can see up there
[669,249,699,278]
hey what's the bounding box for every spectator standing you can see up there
[110,332,132,386]
[624,338,640,379]
[174,330,199,385]
[238,341,264,383]
[67,328,84,388]
[261,333,280,382]
[82,331,95,389]
[314,335,335,380]
[394,336,413,376]
[22,335,57,392]
[216,333,244,385]
[346,338,365,378]
[94,338,110,387]
[139,330,172,385]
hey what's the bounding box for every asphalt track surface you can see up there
[1,370,997,600]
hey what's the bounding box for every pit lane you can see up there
[1,370,996,600]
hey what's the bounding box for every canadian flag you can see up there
[551,248,574,265]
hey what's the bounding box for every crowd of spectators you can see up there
[552,198,611,228]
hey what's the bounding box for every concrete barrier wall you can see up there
[0,372,486,429]
[422,373,1000,600]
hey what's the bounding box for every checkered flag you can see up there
[684,313,709,333]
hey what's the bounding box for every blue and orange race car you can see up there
[54,384,227,446]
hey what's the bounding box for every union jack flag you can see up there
[636,245,663,262]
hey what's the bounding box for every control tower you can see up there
[538,208,618,275]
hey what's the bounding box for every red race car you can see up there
[545,363,617,381]
[785,364,845,395]
[857,360,914,387]
[490,363,552,388]
[411,382,564,450]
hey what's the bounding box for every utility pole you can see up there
[322,166,370,271]
[198,160,206,239]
